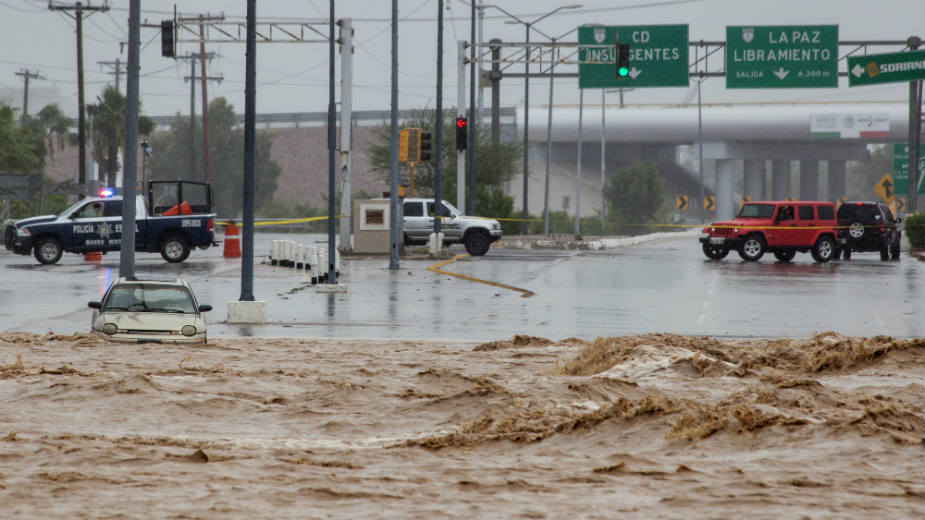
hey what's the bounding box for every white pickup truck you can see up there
[401,198,502,256]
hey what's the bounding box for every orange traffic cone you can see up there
[84,251,102,262]
[163,204,179,216]
[223,222,241,258]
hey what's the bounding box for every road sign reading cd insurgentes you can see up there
[578,25,688,89]
[848,50,925,87]
[726,25,838,88]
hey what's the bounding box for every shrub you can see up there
[905,212,925,249]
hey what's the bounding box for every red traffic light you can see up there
[455,117,468,150]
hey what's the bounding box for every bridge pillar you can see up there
[827,160,846,201]
[799,160,819,200]
[771,160,791,200]
[716,159,735,220]
[744,159,765,201]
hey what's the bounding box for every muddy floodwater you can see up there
[1,332,922,519]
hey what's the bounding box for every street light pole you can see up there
[476,3,582,235]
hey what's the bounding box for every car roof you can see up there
[111,276,189,286]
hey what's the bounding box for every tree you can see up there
[847,145,891,200]
[29,104,73,165]
[368,110,521,219]
[147,97,282,218]
[603,160,665,234]
[0,104,42,173]
[86,85,155,187]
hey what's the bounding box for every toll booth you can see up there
[352,199,391,253]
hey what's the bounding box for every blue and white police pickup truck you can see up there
[4,180,218,265]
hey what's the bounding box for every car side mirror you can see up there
[88,301,101,309]
[198,304,213,312]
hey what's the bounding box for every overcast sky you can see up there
[0,0,922,120]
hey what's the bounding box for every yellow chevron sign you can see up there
[676,195,689,210]
[704,196,715,211]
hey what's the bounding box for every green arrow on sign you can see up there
[578,25,689,89]
[726,25,838,88]
[848,50,925,87]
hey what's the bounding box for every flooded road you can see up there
[1,232,922,517]
[1,332,922,518]
[1,231,923,339]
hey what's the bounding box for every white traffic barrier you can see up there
[296,244,305,270]
[287,240,297,268]
[309,249,320,284]
[334,248,341,275]
[270,240,280,266]
[319,250,328,283]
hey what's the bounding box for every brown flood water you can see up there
[1,332,922,519]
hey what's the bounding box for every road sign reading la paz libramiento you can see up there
[848,50,925,87]
[726,25,838,88]
[578,25,688,89]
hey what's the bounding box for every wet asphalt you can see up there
[1,230,922,341]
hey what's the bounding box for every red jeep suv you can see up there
[700,201,838,263]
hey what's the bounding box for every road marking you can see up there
[696,270,719,327]
[428,254,535,297]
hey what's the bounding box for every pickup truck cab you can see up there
[401,198,502,256]
[699,200,838,263]
[5,180,217,265]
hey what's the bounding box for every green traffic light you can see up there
[618,66,629,77]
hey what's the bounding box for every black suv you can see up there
[836,201,901,261]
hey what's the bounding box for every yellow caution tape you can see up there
[428,254,535,298]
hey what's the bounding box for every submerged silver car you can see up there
[88,276,212,344]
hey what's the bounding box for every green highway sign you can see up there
[726,25,838,88]
[892,143,925,196]
[578,25,688,89]
[848,50,925,87]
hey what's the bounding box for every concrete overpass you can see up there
[517,102,912,220]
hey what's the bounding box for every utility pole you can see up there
[179,53,222,182]
[49,1,110,191]
[337,18,354,253]
[908,35,922,214]
[97,58,124,91]
[14,69,42,120]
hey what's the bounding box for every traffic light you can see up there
[161,20,175,58]
[616,43,630,77]
[398,129,410,162]
[418,131,432,162]
[455,117,467,150]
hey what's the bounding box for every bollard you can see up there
[309,249,320,284]
[295,244,304,270]
[223,222,241,258]
[335,248,341,276]
[319,250,328,283]
[270,240,280,266]
[282,241,292,267]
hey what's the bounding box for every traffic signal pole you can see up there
[338,18,354,253]
[457,40,466,211]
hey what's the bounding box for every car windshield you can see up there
[837,204,881,221]
[737,204,775,218]
[426,200,461,217]
[103,284,196,313]
[58,199,90,218]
